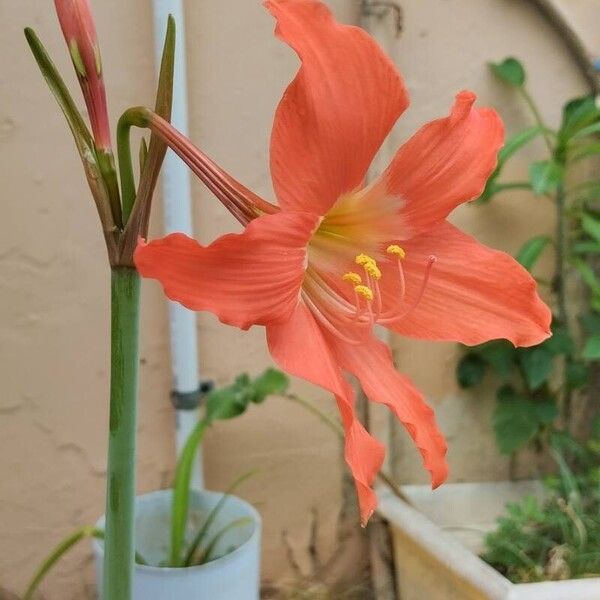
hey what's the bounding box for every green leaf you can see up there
[478,340,516,379]
[124,15,176,234]
[183,470,256,566]
[566,362,588,390]
[477,181,531,204]
[571,120,600,142]
[456,353,486,388]
[582,213,600,244]
[572,241,600,255]
[529,160,563,195]
[580,311,600,335]
[543,325,574,356]
[572,181,600,204]
[170,367,286,566]
[24,28,115,231]
[252,368,289,402]
[591,416,600,440]
[197,517,253,564]
[24,526,105,600]
[170,418,209,566]
[489,57,526,87]
[24,28,94,154]
[559,96,600,142]
[476,127,544,204]
[204,369,289,421]
[516,236,551,271]
[518,346,554,390]
[205,385,250,423]
[583,334,600,360]
[499,127,546,164]
[569,142,600,163]
[493,387,539,454]
[534,399,559,425]
[573,258,600,296]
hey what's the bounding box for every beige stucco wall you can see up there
[0,1,597,599]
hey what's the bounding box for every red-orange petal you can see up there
[381,221,552,346]
[331,334,449,490]
[266,302,385,525]
[134,212,318,330]
[379,91,504,237]
[266,0,409,215]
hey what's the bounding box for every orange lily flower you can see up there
[135,0,551,524]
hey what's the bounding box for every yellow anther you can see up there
[354,285,374,302]
[355,253,376,267]
[363,261,382,280]
[387,244,406,259]
[342,272,362,285]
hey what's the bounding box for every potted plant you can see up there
[21,1,553,597]
[24,369,294,600]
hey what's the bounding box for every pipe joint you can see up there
[170,380,214,410]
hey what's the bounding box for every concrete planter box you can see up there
[377,482,600,600]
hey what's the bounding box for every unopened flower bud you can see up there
[54,0,111,150]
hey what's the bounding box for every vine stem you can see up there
[519,87,554,153]
[555,184,573,427]
[103,267,141,600]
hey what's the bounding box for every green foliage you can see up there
[456,353,486,388]
[478,127,544,204]
[205,368,290,423]
[170,368,289,566]
[582,214,600,244]
[182,471,256,567]
[493,386,544,454]
[582,335,600,360]
[479,340,516,380]
[456,56,600,586]
[557,96,600,150]
[488,57,526,87]
[517,346,554,391]
[22,367,291,589]
[483,435,600,583]
[516,236,552,271]
[529,160,563,195]
[458,56,600,464]
[458,57,600,586]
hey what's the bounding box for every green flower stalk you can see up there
[25,3,176,599]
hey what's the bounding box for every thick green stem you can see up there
[103,267,140,600]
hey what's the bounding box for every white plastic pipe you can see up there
[151,0,203,490]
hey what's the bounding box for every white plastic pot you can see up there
[93,489,261,600]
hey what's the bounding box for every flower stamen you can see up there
[386,244,406,258]
[354,285,374,302]
[379,255,436,324]
[342,271,362,285]
[355,253,376,267]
